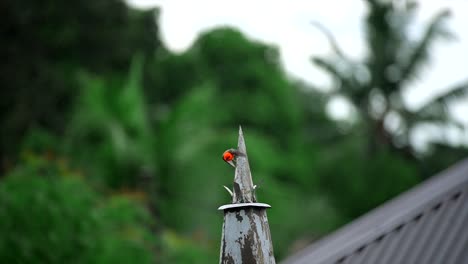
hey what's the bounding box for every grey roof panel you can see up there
[379,228,403,264]
[282,158,468,264]
[444,198,468,264]
[419,194,462,263]
[432,192,468,264]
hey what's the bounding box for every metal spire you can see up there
[233,126,256,203]
[219,126,276,264]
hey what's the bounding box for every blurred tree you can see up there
[65,56,155,189]
[315,129,419,218]
[0,154,155,264]
[159,230,218,263]
[306,0,468,219]
[419,142,468,176]
[311,0,468,159]
[191,28,303,144]
[0,0,162,174]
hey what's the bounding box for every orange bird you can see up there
[222,148,244,168]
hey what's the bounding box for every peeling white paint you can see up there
[220,208,275,264]
[218,203,271,211]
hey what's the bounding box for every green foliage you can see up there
[0,0,163,173]
[420,143,468,177]
[65,57,155,188]
[0,156,155,264]
[316,133,419,218]
[92,196,155,264]
[160,231,217,264]
[260,180,342,257]
[191,28,303,138]
[154,83,227,234]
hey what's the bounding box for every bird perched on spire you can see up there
[222,148,244,168]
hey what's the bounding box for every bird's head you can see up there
[222,148,243,168]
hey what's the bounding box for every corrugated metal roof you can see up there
[282,158,468,264]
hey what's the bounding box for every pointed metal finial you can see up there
[218,126,276,263]
[238,125,245,147]
[232,125,256,203]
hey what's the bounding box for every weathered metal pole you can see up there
[219,127,276,264]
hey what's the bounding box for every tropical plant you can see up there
[312,0,468,157]
[64,56,155,189]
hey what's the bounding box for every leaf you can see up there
[312,57,352,90]
[310,21,348,60]
[397,80,468,133]
[424,79,468,105]
[399,10,453,85]
[312,57,366,106]
[415,80,468,129]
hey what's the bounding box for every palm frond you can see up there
[314,57,372,107]
[400,80,468,131]
[312,57,344,77]
[427,80,468,103]
[418,79,468,116]
[312,57,353,91]
[398,108,451,141]
[402,108,447,126]
[399,10,453,85]
[311,21,348,60]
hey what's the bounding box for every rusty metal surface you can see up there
[282,158,468,264]
[220,207,275,264]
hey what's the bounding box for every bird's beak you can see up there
[227,160,236,168]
